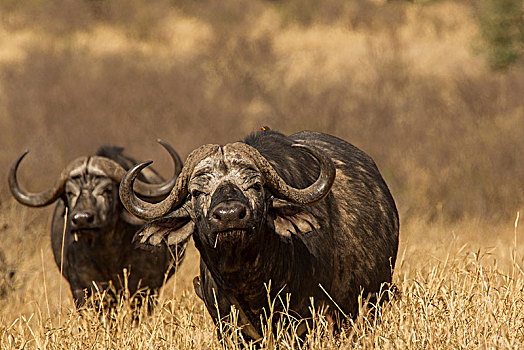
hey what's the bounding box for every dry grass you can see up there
[0,201,522,349]
[0,0,523,348]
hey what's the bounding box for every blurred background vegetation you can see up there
[477,0,524,70]
[0,0,522,226]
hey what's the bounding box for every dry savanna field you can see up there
[0,0,523,348]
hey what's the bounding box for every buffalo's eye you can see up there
[248,183,262,192]
[191,190,204,199]
[65,191,75,198]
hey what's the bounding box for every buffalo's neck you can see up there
[199,227,315,316]
[69,219,132,270]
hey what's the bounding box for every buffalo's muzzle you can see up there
[210,201,250,231]
[71,210,97,230]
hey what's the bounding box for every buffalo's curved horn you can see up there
[226,142,335,205]
[8,151,88,207]
[90,139,182,198]
[146,139,183,194]
[120,144,220,220]
[9,140,182,208]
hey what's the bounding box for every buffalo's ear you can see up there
[269,198,320,238]
[133,205,195,249]
[121,209,145,226]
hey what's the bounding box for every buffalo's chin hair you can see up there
[71,228,104,241]
[72,228,103,235]
[212,229,248,247]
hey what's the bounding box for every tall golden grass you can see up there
[0,202,522,348]
[0,0,523,348]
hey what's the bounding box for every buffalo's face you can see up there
[9,141,182,241]
[65,174,119,237]
[188,146,267,249]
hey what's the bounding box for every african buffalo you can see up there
[9,141,187,308]
[120,130,399,339]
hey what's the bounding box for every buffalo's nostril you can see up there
[212,212,222,221]
[238,206,246,220]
